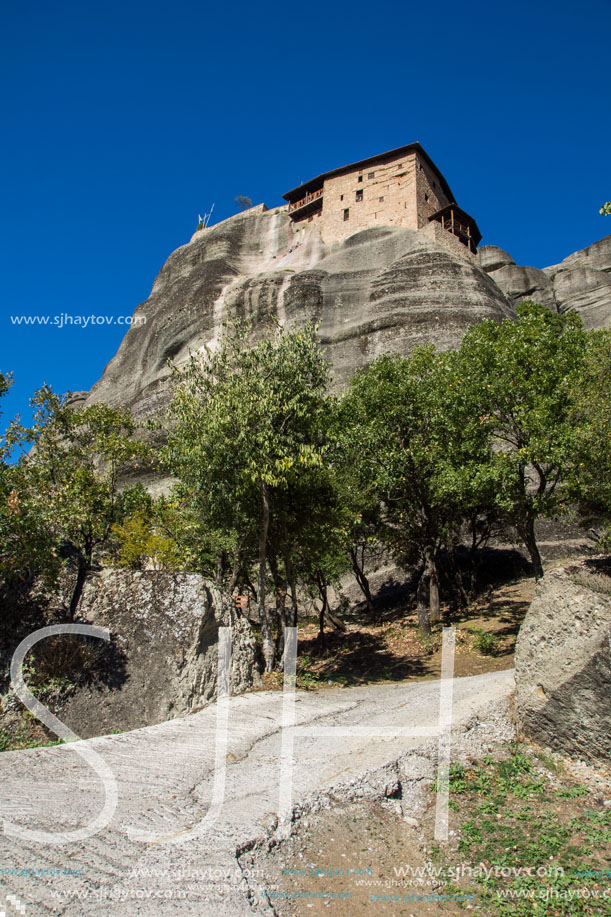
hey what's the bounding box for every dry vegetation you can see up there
[260,575,536,693]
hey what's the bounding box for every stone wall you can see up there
[415,152,452,228]
[319,150,420,244]
[422,219,476,262]
[295,149,457,251]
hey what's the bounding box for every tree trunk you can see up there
[284,553,299,628]
[68,555,89,620]
[258,482,274,672]
[269,554,287,622]
[243,571,258,601]
[324,605,346,631]
[227,549,241,597]
[416,556,432,635]
[429,571,441,622]
[273,610,285,662]
[349,546,376,621]
[269,553,288,662]
[518,515,544,580]
[315,571,329,650]
[447,546,469,611]
[428,547,441,623]
[215,552,225,587]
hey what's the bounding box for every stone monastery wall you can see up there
[291,149,454,247]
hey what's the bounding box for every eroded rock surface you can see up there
[514,557,611,763]
[57,569,260,738]
[85,207,514,420]
[479,234,611,328]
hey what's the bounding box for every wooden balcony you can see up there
[288,187,323,214]
[429,204,481,253]
[440,215,472,241]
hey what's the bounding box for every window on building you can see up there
[397,163,402,169]
[356,189,363,202]
[343,208,349,221]
[424,193,429,201]
[368,172,375,179]
[379,196,384,202]
[358,175,363,183]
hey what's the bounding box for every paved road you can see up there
[0,670,514,916]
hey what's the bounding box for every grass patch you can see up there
[0,718,65,752]
[432,747,611,914]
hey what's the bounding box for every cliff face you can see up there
[84,205,611,422]
[515,557,611,764]
[478,235,611,329]
[85,205,514,416]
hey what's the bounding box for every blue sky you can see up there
[1,0,610,426]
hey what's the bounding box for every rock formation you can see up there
[79,206,610,499]
[84,205,514,419]
[514,557,611,763]
[55,569,260,738]
[478,235,611,329]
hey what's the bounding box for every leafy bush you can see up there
[473,631,498,655]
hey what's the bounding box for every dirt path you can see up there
[0,670,514,915]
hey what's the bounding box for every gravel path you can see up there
[0,670,514,916]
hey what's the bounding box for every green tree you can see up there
[568,328,611,528]
[268,467,351,650]
[166,322,331,671]
[340,347,494,632]
[454,302,589,579]
[234,195,253,212]
[7,386,148,615]
[109,489,228,575]
[0,374,63,587]
[0,372,12,427]
[330,398,384,621]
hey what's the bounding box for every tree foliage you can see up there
[568,328,611,521]
[453,302,589,579]
[4,386,149,615]
[0,373,57,586]
[234,195,253,212]
[339,346,497,631]
[3,303,611,641]
[165,322,333,669]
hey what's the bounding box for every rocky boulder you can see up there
[476,245,515,273]
[55,569,261,738]
[479,234,611,328]
[85,208,514,422]
[514,557,611,763]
